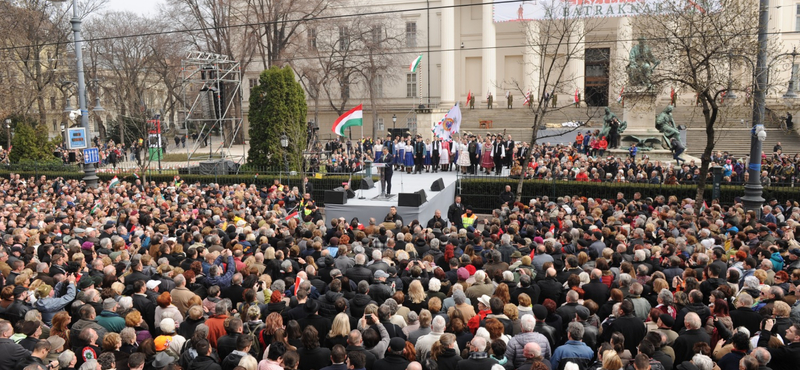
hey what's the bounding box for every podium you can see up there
[364,160,373,177]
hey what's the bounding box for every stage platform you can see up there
[324,167,459,226]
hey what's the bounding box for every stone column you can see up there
[523,21,541,103]
[482,1,496,106]
[440,0,455,106]
[615,17,632,102]
[568,20,585,105]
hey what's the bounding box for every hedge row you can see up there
[458,178,799,213]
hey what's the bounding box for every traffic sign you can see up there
[83,148,99,164]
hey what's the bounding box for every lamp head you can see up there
[68,110,81,121]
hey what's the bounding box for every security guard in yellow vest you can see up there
[461,206,478,231]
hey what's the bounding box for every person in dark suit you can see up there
[414,136,425,174]
[492,136,505,175]
[603,300,646,356]
[431,139,441,173]
[447,196,465,229]
[381,147,394,196]
[672,312,711,364]
[583,269,610,305]
[729,293,762,335]
[302,177,314,198]
[504,135,514,168]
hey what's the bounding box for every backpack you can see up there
[244,321,265,361]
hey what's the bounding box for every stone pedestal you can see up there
[614,89,698,163]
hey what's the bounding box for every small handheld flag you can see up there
[108,176,119,190]
[616,86,625,103]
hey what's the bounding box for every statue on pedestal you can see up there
[655,105,682,149]
[628,37,660,89]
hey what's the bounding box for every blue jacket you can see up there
[206,255,236,288]
[97,310,126,333]
[33,282,76,326]
[550,340,594,370]
[770,252,784,272]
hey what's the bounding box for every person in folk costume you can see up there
[456,136,471,174]
[396,137,405,171]
[480,137,494,175]
[404,136,415,174]
[424,138,433,172]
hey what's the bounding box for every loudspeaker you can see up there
[430,178,445,192]
[398,189,427,207]
[361,177,374,190]
[324,190,348,205]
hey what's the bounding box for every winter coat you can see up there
[506,331,552,368]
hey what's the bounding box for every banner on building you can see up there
[493,0,719,22]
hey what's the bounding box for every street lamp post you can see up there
[51,0,98,188]
[392,114,397,136]
[280,133,289,188]
[5,119,10,151]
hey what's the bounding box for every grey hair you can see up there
[520,314,536,332]
[280,260,292,270]
[619,273,632,287]
[429,278,441,292]
[355,254,366,265]
[752,347,771,365]
[567,322,584,340]
[658,289,674,306]
[431,316,446,333]
[744,276,760,290]
[271,280,286,293]
[215,298,232,315]
[691,354,713,370]
[453,290,467,305]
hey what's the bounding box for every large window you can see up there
[249,78,259,89]
[406,22,417,48]
[308,28,317,50]
[338,26,350,51]
[796,5,800,31]
[50,96,56,110]
[406,73,417,98]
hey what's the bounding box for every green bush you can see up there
[5,159,80,173]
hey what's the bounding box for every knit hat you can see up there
[154,335,173,352]
[389,337,405,352]
[35,284,52,299]
[159,318,176,335]
[456,267,469,281]
[532,304,547,320]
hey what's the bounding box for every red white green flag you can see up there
[332,105,363,137]
[410,54,423,72]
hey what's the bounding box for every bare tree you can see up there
[246,0,330,69]
[513,6,604,201]
[632,0,760,205]
[85,11,162,145]
[167,0,258,145]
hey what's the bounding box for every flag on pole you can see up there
[616,86,625,103]
[466,91,472,106]
[332,105,363,137]
[285,210,299,221]
[433,103,462,141]
[108,176,119,190]
[133,173,139,180]
[410,54,423,72]
[574,89,580,103]
[670,87,675,101]
[700,201,708,213]
[523,90,532,106]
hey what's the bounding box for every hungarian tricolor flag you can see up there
[108,176,119,190]
[294,276,304,296]
[670,87,675,101]
[332,105,363,137]
[285,210,299,221]
[574,89,580,103]
[617,86,625,103]
[466,91,472,105]
[410,54,423,72]
[523,91,531,106]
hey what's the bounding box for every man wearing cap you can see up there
[97,298,126,333]
[374,337,409,370]
[369,270,393,304]
[785,248,800,272]
[5,285,31,326]
[654,313,678,346]
[33,274,77,326]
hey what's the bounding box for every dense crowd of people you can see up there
[1,166,800,370]
[313,133,800,187]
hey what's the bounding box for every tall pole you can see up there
[426,0,431,107]
[70,0,98,187]
[742,0,768,218]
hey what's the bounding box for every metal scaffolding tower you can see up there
[181,51,244,165]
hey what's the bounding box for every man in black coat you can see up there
[447,196,465,229]
[374,338,409,370]
[583,269,610,305]
[760,319,800,369]
[673,290,711,333]
[698,263,726,305]
[457,337,495,370]
[729,294,763,336]
[345,255,373,284]
[510,275,540,306]
[603,300,646,356]
[673,312,711,364]
[413,135,425,174]
[131,280,156,333]
[346,329,378,370]
[537,268,563,305]
[380,147,394,195]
